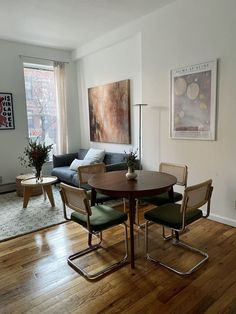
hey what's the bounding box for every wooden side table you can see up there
[16,174,43,197]
[21,176,58,208]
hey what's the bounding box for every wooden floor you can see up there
[0,205,236,314]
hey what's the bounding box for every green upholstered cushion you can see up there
[71,205,128,232]
[82,184,118,204]
[141,191,183,206]
[144,203,203,230]
[96,192,116,203]
[80,183,92,190]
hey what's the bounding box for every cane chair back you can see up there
[136,162,188,228]
[60,182,91,216]
[78,163,106,187]
[145,179,213,275]
[181,179,213,216]
[159,162,188,187]
[77,162,116,204]
[59,182,128,280]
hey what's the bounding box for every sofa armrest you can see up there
[53,152,78,168]
[106,162,128,172]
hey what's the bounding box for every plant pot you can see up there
[126,167,137,180]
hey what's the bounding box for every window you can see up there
[23,63,58,159]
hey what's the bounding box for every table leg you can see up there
[23,187,32,208]
[91,188,96,206]
[168,186,178,239]
[43,188,46,201]
[128,195,136,269]
[168,186,174,202]
[43,185,55,207]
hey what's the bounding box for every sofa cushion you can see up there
[103,152,126,165]
[77,149,89,160]
[53,152,78,167]
[51,166,77,185]
[105,162,127,172]
[69,158,93,171]
[84,148,105,163]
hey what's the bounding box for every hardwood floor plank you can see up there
[0,213,236,314]
[204,282,236,314]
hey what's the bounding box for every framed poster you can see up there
[88,79,131,144]
[170,60,217,140]
[0,92,15,130]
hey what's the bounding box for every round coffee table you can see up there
[16,173,43,197]
[21,176,58,208]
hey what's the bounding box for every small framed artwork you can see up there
[0,92,15,130]
[170,60,217,140]
[88,79,131,144]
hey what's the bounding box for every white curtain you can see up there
[54,61,68,154]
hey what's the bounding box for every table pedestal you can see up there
[89,170,177,269]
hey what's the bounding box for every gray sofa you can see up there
[51,148,139,187]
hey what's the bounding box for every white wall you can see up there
[141,0,236,226]
[76,33,142,153]
[75,0,236,226]
[0,39,79,184]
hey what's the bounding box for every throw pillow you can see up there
[84,148,105,163]
[69,159,92,171]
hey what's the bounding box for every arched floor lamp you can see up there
[133,104,148,169]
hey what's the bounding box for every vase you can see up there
[35,166,43,183]
[126,167,137,180]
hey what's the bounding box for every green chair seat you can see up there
[96,192,116,203]
[82,184,117,204]
[71,205,128,232]
[141,191,182,206]
[144,203,203,230]
[60,182,129,280]
[80,183,92,190]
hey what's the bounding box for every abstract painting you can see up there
[170,60,217,140]
[88,79,131,144]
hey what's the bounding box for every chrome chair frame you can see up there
[60,183,128,281]
[136,162,188,233]
[145,179,213,275]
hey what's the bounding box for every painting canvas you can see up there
[170,60,217,140]
[88,79,131,144]
[0,92,15,130]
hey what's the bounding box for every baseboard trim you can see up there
[208,213,236,227]
[0,182,16,194]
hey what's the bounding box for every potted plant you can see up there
[124,149,138,180]
[19,138,53,182]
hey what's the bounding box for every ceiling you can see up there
[0,0,175,51]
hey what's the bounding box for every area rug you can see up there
[0,188,124,242]
[0,187,67,242]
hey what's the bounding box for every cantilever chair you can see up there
[77,163,118,206]
[144,179,213,275]
[60,182,128,280]
[136,162,188,231]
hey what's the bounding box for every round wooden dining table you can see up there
[88,170,177,269]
